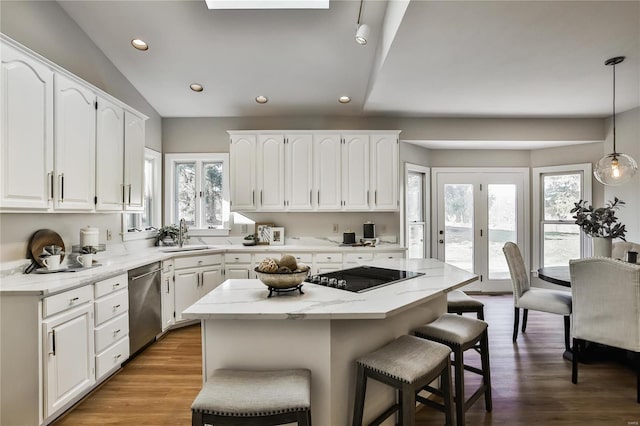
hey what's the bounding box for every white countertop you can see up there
[182,258,478,320]
[0,244,406,295]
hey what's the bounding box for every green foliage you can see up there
[570,197,626,240]
[155,225,181,246]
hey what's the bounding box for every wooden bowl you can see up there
[254,268,309,289]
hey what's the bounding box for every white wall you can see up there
[603,107,640,242]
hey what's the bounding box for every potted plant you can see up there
[242,233,258,246]
[155,225,181,246]
[570,197,626,257]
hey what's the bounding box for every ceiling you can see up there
[58,0,640,119]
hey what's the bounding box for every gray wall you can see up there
[0,0,162,262]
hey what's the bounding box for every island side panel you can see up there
[331,293,446,426]
[202,318,332,425]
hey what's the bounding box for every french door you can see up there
[433,168,529,292]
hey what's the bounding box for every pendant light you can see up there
[594,56,638,186]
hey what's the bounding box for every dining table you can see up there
[537,266,571,287]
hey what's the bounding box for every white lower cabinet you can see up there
[161,260,175,331]
[174,254,223,322]
[42,301,95,418]
[315,253,343,274]
[224,252,254,279]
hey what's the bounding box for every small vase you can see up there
[592,236,612,258]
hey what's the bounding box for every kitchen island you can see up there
[183,258,477,426]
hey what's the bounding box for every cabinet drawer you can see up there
[96,337,129,380]
[373,252,404,260]
[315,253,343,263]
[162,259,174,274]
[43,285,93,318]
[287,253,313,264]
[94,273,128,299]
[224,253,252,263]
[174,254,222,270]
[95,313,129,354]
[95,289,129,326]
[344,252,374,263]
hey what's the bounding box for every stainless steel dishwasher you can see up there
[128,262,162,356]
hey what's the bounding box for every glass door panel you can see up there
[408,224,425,258]
[488,184,516,280]
[443,184,474,272]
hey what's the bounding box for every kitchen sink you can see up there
[159,244,212,253]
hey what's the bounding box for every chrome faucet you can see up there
[178,218,188,247]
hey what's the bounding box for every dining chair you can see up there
[569,257,640,403]
[502,242,572,351]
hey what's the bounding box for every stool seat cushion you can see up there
[356,335,451,384]
[447,290,484,308]
[414,314,487,346]
[191,369,311,417]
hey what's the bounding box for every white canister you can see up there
[80,226,99,248]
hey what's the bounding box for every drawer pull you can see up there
[113,283,121,289]
[113,329,121,336]
[113,304,121,310]
[114,354,122,361]
[198,260,203,264]
[69,297,80,304]
[327,257,332,260]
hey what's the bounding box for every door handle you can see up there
[128,184,132,205]
[48,172,54,200]
[58,173,64,202]
[130,268,162,281]
[439,239,444,244]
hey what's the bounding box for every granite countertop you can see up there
[182,258,478,320]
[0,244,406,295]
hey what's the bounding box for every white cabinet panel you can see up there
[370,134,399,210]
[95,336,128,380]
[201,265,223,295]
[258,134,285,211]
[95,97,124,211]
[94,289,128,326]
[53,74,95,211]
[174,269,200,322]
[230,134,256,211]
[0,43,54,210]
[94,313,129,354]
[286,134,314,210]
[124,110,145,210]
[161,266,175,331]
[342,134,370,210]
[314,134,342,210]
[42,304,95,418]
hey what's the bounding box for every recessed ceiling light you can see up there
[255,95,269,104]
[131,39,149,51]
[190,84,204,92]
[338,96,351,104]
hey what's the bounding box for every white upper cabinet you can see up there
[314,134,342,210]
[285,134,313,211]
[124,111,145,211]
[95,97,124,211]
[230,134,257,211]
[342,134,370,211]
[370,134,399,210]
[54,74,96,211]
[0,43,54,210]
[257,134,285,211]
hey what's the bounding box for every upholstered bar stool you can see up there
[352,335,454,426]
[447,290,485,320]
[414,314,492,426]
[191,368,312,426]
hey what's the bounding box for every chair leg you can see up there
[636,353,639,404]
[521,309,528,332]
[564,315,571,352]
[401,383,415,426]
[442,359,454,426]
[352,364,367,426]
[192,410,203,426]
[453,349,465,426]
[571,338,579,384]
[478,306,485,321]
[297,410,311,426]
[513,307,520,342]
[397,389,403,426]
[480,330,493,412]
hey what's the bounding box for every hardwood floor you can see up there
[53,295,639,425]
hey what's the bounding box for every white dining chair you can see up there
[502,242,572,351]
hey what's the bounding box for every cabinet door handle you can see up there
[49,331,56,356]
[128,184,132,205]
[367,190,370,205]
[58,173,64,202]
[48,172,54,200]
[260,190,263,205]
[121,184,126,204]
[317,191,320,204]
[252,190,255,205]
[375,190,377,205]
[310,190,312,205]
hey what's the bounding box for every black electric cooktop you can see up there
[305,266,424,293]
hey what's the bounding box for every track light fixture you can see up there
[355,0,368,45]
[594,56,638,186]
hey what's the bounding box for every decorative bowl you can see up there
[254,268,309,289]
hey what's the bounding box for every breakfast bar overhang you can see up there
[183,258,477,426]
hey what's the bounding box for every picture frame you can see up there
[270,227,285,246]
[255,222,275,245]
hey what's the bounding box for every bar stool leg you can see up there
[401,382,415,426]
[522,309,528,332]
[297,410,311,426]
[191,411,203,426]
[352,364,367,426]
[397,389,403,426]
[454,348,465,426]
[480,330,493,411]
[478,307,485,321]
[442,359,454,426]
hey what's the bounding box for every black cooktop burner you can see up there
[305,266,424,293]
